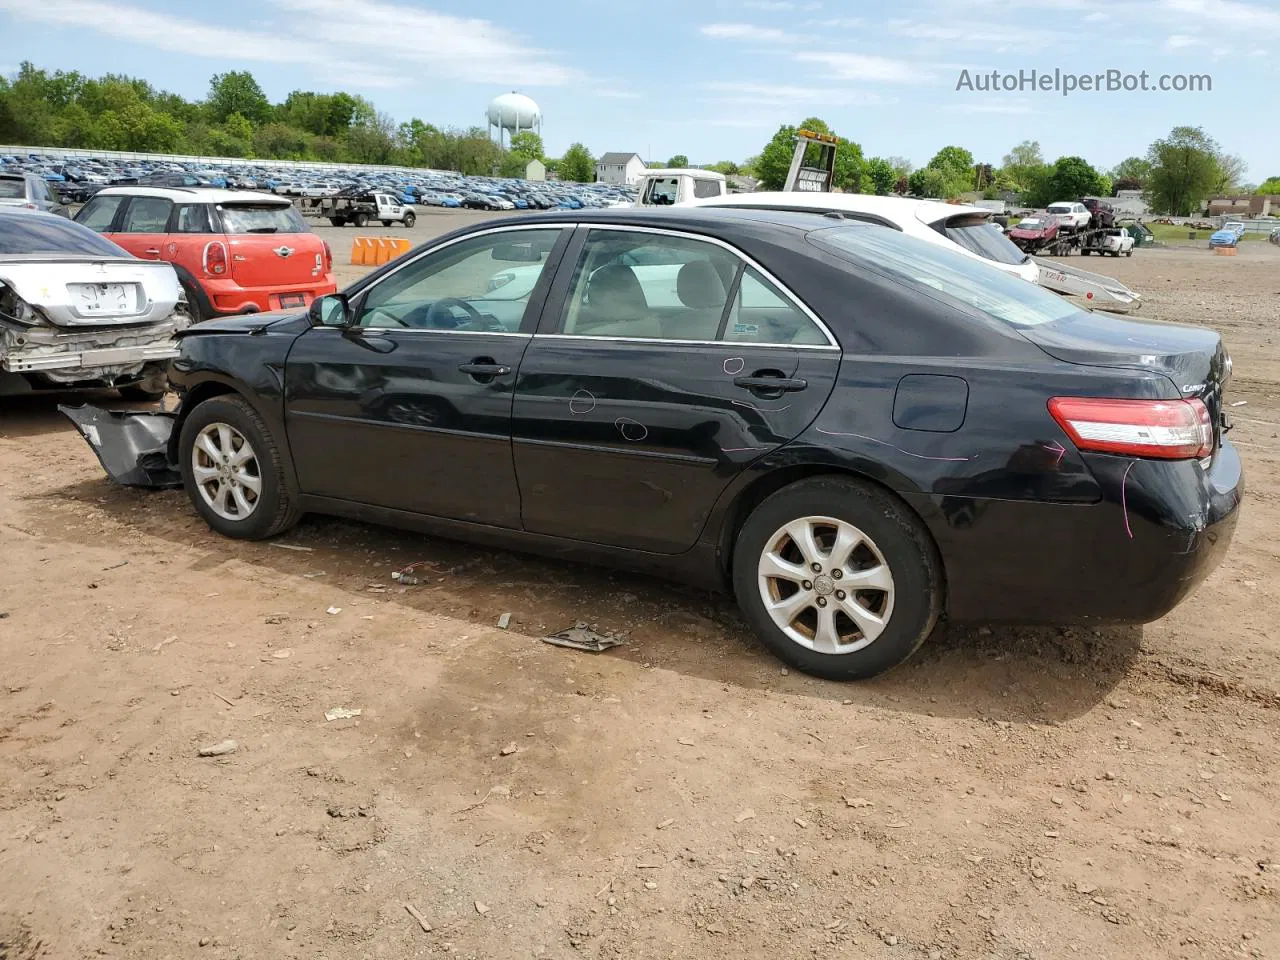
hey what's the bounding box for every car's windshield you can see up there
[0,178,26,199]
[643,178,679,205]
[0,214,129,256]
[1047,204,1072,213]
[938,215,1029,265]
[810,224,1080,328]
[219,203,306,234]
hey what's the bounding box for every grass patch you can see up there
[1144,223,1265,243]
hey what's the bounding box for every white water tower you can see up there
[487,92,542,148]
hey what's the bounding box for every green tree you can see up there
[753,118,861,191]
[1211,152,1246,194]
[1110,156,1152,185]
[1025,156,1106,207]
[560,142,595,183]
[207,71,270,124]
[253,122,311,159]
[863,157,897,196]
[1000,140,1045,197]
[907,167,949,198]
[498,152,529,178]
[1144,126,1222,216]
[666,154,689,168]
[509,130,544,160]
[755,124,801,190]
[1257,176,1280,195]
[706,160,741,176]
[885,155,913,177]
[926,146,975,180]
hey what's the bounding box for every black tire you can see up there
[329,217,345,227]
[179,278,206,324]
[731,477,942,681]
[381,220,391,227]
[1080,248,1090,256]
[1125,250,1133,257]
[402,211,416,227]
[178,395,300,540]
[353,212,369,228]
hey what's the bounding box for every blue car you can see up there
[1209,228,1240,248]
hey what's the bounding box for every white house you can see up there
[595,152,646,186]
[525,158,546,182]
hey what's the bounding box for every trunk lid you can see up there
[0,256,183,327]
[216,200,326,288]
[1021,312,1231,447]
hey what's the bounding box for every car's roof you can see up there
[94,186,292,204]
[482,205,860,236]
[684,191,990,227]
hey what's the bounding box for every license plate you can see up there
[69,282,140,317]
[278,294,306,308]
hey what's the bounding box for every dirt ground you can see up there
[2,217,1278,960]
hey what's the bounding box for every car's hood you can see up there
[176,309,308,338]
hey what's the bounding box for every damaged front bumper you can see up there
[60,404,182,488]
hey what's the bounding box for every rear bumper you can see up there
[908,441,1244,624]
[1,319,183,385]
[204,278,337,316]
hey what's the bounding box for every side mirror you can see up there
[309,293,350,327]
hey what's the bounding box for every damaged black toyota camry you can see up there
[63,208,1243,680]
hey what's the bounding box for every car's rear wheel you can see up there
[179,395,299,540]
[381,220,391,227]
[732,477,942,680]
[402,211,416,227]
[329,217,345,227]
[353,212,369,228]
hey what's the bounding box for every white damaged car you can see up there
[0,209,189,399]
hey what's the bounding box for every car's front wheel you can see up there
[732,477,942,680]
[179,395,299,540]
[402,211,416,227]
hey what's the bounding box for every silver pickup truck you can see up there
[0,209,189,399]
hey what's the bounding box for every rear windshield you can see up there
[937,215,1029,266]
[218,203,306,234]
[0,178,25,199]
[809,224,1080,328]
[0,213,129,256]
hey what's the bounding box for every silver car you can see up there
[0,172,70,217]
[0,209,188,398]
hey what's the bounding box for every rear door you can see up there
[215,200,324,287]
[112,195,174,260]
[164,202,216,280]
[511,225,843,554]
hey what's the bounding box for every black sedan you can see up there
[62,207,1242,680]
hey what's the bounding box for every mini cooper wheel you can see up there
[732,477,942,680]
[179,395,299,540]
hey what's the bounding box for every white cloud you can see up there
[593,89,643,100]
[954,99,1035,114]
[794,51,928,83]
[743,0,812,9]
[886,19,1054,51]
[0,0,579,88]
[1165,33,1203,48]
[1158,0,1280,31]
[702,80,891,107]
[806,17,863,28]
[1083,11,1110,20]
[699,22,802,43]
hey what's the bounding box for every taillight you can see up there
[1048,397,1213,460]
[203,241,228,277]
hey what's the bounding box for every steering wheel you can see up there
[424,297,493,331]
[361,306,411,328]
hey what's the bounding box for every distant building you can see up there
[525,158,546,182]
[727,174,760,194]
[1207,194,1276,217]
[595,152,646,186]
[1086,189,1148,218]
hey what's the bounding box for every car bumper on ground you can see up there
[908,440,1244,624]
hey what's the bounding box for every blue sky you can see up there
[1,0,1275,180]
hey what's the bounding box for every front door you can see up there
[511,226,842,554]
[284,225,568,527]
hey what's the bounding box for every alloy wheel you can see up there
[757,515,895,654]
[191,422,262,521]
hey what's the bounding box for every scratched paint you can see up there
[615,418,648,442]
[568,389,596,415]
[1042,440,1066,467]
[815,428,976,463]
[1121,460,1136,540]
[731,399,792,413]
[722,357,745,376]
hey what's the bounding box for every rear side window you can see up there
[0,214,129,255]
[938,214,1029,266]
[692,179,722,199]
[0,178,24,199]
[725,267,829,345]
[173,204,212,233]
[76,195,126,231]
[120,197,173,233]
[218,203,306,234]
